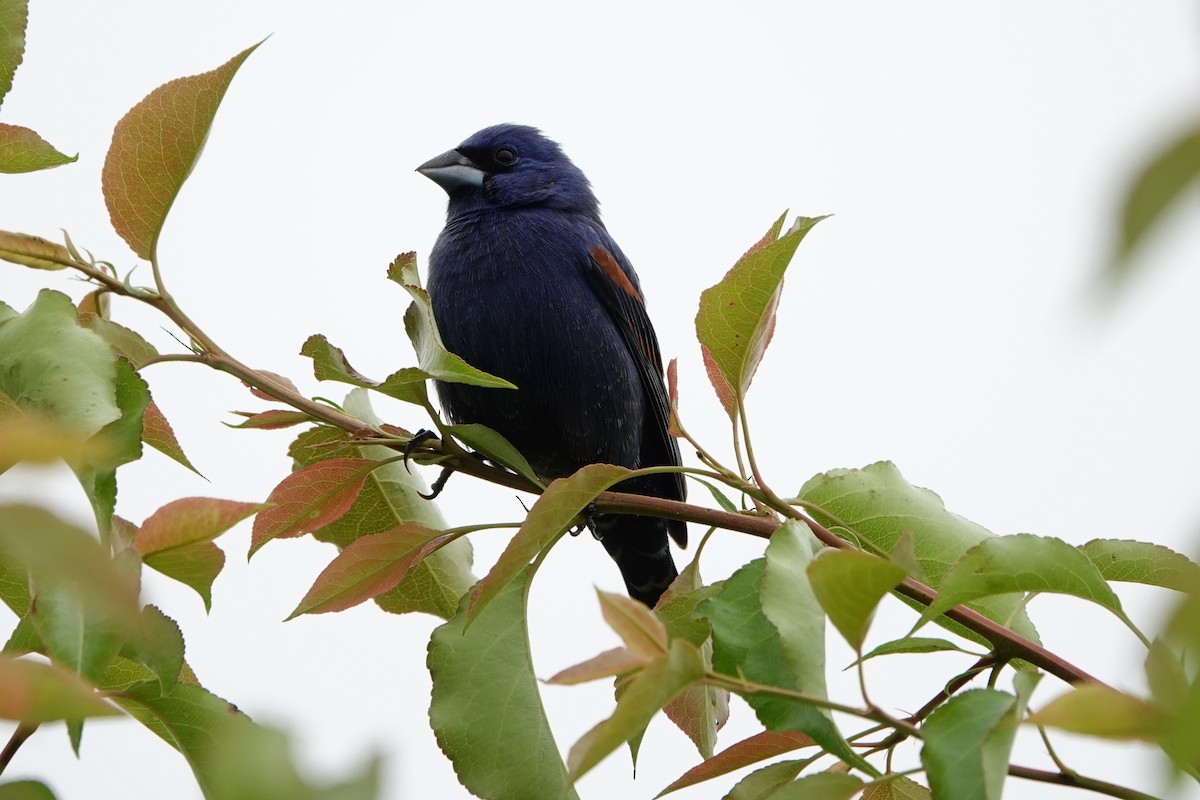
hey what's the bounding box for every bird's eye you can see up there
[493,147,517,166]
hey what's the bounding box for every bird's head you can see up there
[417,124,599,217]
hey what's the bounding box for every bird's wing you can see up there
[585,240,687,545]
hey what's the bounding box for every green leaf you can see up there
[29,583,124,683]
[724,760,806,800]
[468,463,629,624]
[697,558,867,773]
[0,655,119,723]
[657,731,814,797]
[0,780,58,800]
[0,231,70,271]
[111,681,252,797]
[695,214,826,416]
[387,252,518,389]
[287,525,457,618]
[289,391,474,619]
[799,462,1040,647]
[807,550,906,652]
[568,639,707,781]
[920,533,1123,626]
[0,124,76,173]
[1079,539,1199,592]
[102,42,261,260]
[856,637,978,665]
[249,458,376,555]
[299,334,376,387]
[0,0,28,108]
[766,772,863,800]
[1026,685,1164,741]
[1108,122,1200,283]
[861,777,932,800]
[598,589,669,661]
[0,290,118,436]
[445,423,542,487]
[79,313,158,365]
[546,647,647,685]
[428,566,579,800]
[71,357,150,535]
[123,605,185,693]
[226,409,313,430]
[142,541,224,612]
[919,689,1017,800]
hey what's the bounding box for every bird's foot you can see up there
[402,429,441,473]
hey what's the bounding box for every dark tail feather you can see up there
[593,513,678,607]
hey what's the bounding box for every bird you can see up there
[417,124,686,607]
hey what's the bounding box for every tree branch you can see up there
[1009,764,1162,800]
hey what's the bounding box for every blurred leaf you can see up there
[445,423,542,487]
[0,231,70,271]
[698,558,866,772]
[920,689,1016,800]
[807,550,906,651]
[0,780,57,800]
[657,731,814,797]
[0,290,118,436]
[206,723,381,800]
[0,0,28,108]
[0,655,118,723]
[1079,539,1199,592]
[78,313,158,365]
[1145,637,1188,710]
[1027,685,1164,741]
[141,397,201,473]
[287,524,457,618]
[102,42,261,260]
[666,358,683,436]
[0,414,112,474]
[695,214,826,417]
[861,777,932,800]
[568,639,706,782]
[768,772,863,800]
[250,458,375,555]
[920,533,1123,626]
[723,760,806,800]
[599,589,669,661]
[0,549,29,615]
[1109,122,1200,282]
[468,463,628,624]
[428,567,578,800]
[30,583,124,683]
[0,124,76,173]
[71,357,149,535]
[111,681,252,796]
[799,462,1040,647]
[387,252,517,389]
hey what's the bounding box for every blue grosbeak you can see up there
[418,124,686,607]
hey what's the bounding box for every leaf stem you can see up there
[0,723,37,775]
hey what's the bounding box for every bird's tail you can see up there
[593,513,678,608]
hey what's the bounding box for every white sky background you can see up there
[3,2,1200,798]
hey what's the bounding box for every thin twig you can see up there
[1008,764,1162,800]
[0,723,37,775]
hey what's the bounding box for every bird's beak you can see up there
[417,149,486,193]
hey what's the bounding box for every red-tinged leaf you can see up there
[862,776,933,799]
[599,590,669,661]
[0,231,71,271]
[102,42,261,260]
[77,289,109,319]
[701,346,736,419]
[0,656,119,723]
[226,409,312,430]
[0,0,28,108]
[657,731,816,797]
[695,214,826,416]
[0,124,77,174]
[136,497,262,556]
[246,370,300,401]
[663,678,729,762]
[286,525,456,619]
[546,647,649,685]
[249,458,377,556]
[467,463,630,624]
[666,358,683,437]
[142,399,201,474]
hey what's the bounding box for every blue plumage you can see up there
[418,124,686,606]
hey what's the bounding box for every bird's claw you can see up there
[403,429,441,473]
[421,464,456,500]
